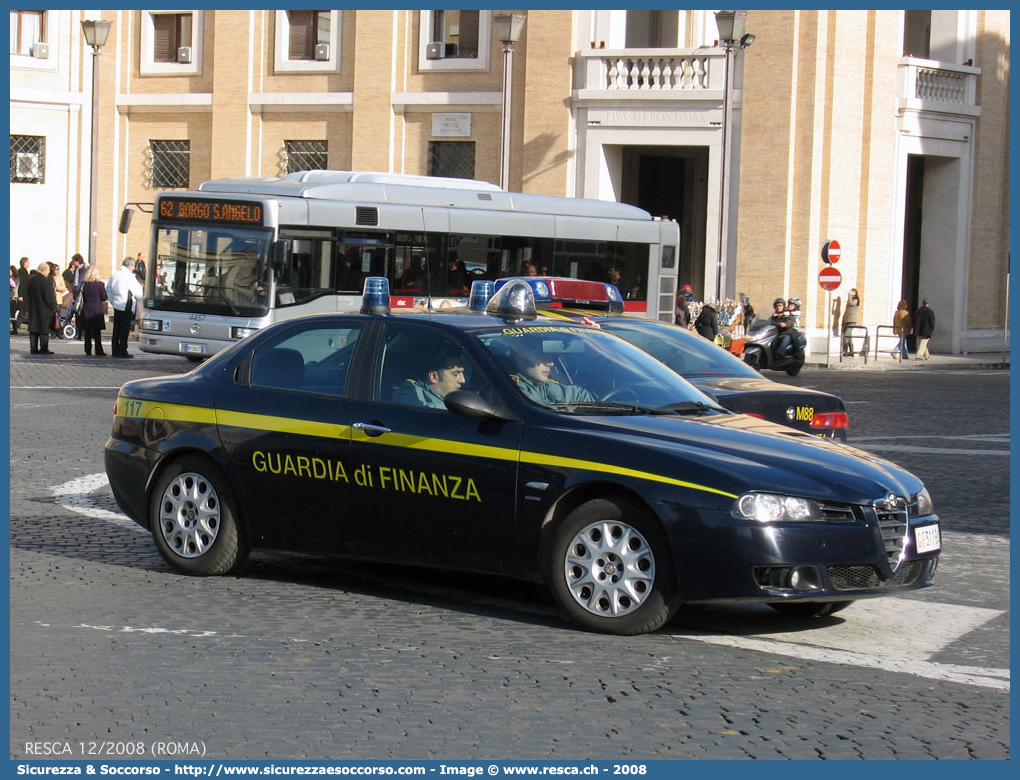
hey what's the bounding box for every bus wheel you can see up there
[150,456,249,576]
[547,497,680,635]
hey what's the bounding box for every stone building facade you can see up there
[9,9,1010,353]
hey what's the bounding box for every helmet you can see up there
[788,298,801,308]
[773,297,785,306]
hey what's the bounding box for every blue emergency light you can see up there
[486,279,538,320]
[468,279,496,311]
[361,276,391,314]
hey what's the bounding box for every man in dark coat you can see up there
[26,261,57,355]
[913,299,936,360]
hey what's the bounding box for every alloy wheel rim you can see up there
[563,520,655,617]
[158,472,221,558]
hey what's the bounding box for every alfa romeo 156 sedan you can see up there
[105,279,940,635]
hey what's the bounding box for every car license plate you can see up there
[181,343,205,355]
[915,524,941,554]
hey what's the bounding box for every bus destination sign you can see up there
[158,197,264,225]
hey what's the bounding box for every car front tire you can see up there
[149,456,249,576]
[547,497,680,635]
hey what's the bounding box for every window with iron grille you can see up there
[10,135,44,183]
[285,140,328,173]
[428,141,475,180]
[148,140,190,188]
[151,12,193,63]
[286,10,331,60]
[10,10,46,55]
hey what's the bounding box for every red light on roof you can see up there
[546,278,610,302]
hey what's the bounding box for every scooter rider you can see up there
[770,298,797,359]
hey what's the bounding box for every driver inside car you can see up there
[510,345,595,405]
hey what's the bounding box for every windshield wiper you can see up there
[194,283,239,316]
[545,401,655,415]
[653,401,720,415]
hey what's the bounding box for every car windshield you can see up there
[474,323,724,414]
[599,320,761,379]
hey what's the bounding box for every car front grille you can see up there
[828,560,923,591]
[874,505,908,567]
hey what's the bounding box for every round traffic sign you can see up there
[822,239,841,264]
[818,266,842,291]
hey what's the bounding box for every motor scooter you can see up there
[742,319,806,375]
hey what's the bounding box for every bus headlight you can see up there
[732,492,822,523]
[231,326,259,340]
[141,319,163,332]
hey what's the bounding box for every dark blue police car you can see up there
[105,279,940,635]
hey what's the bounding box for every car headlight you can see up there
[732,492,823,523]
[915,487,934,516]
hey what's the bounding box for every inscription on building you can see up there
[432,113,472,137]
[587,110,716,127]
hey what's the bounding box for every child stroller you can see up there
[56,298,78,340]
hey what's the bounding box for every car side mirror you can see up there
[444,390,517,422]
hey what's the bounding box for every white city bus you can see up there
[133,170,679,359]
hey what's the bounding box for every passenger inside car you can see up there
[390,348,467,408]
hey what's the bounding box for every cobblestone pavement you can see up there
[8,334,1010,760]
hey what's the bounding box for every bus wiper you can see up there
[195,284,239,316]
[653,401,720,415]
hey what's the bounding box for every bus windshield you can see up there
[148,224,272,317]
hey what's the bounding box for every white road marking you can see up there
[49,472,146,533]
[863,445,1008,456]
[682,633,1009,692]
[49,474,1009,691]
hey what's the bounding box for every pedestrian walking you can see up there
[694,301,719,341]
[78,264,108,356]
[25,262,57,355]
[674,291,690,328]
[892,299,912,360]
[107,257,143,358]
[841,287,861,356]
[913,298,936,360]
[10,265,19,334]
[16,256,31,327]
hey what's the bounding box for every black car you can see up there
[105,279,939,635]
[498,277,849,441]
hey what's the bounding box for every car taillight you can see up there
[810,411,849,429]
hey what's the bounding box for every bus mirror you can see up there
[118,208,134,234]
[272,240,291,272]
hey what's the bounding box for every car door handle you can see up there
[353,422,391,437]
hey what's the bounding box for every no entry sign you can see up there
[822,239,841,264]
[818,266,842,291]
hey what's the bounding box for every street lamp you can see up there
[713,10,754,301]
[494,12,525,191]
[81,17,112,267]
